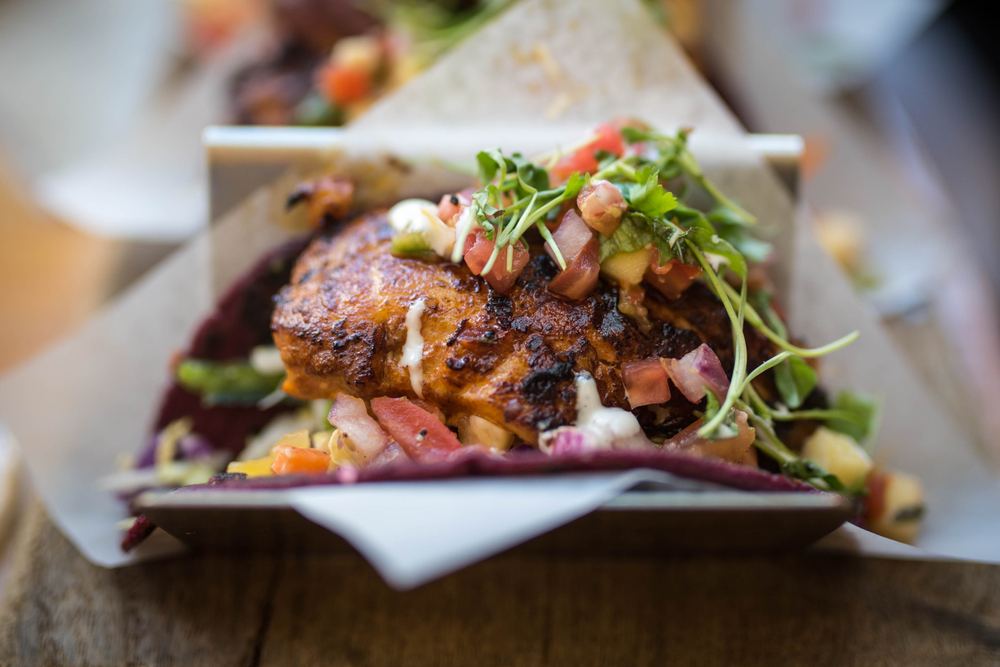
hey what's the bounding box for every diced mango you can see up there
[227,455,277,478]
[271,445,332,475]
[272,429,311,452]
[869,470,925,544]
[311,430,335,454]
[229,429,329,478]
[458,416,514,451]
[802,426,872,488]
[600,247,652,287]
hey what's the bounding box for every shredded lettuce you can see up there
[176,359,285,407]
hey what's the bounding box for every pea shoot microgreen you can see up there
[460,124,867,493]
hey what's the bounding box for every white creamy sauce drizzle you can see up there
[703,251,728,272]
[402,299,426,398]
[387,199,455,258]
[574,372,642,446]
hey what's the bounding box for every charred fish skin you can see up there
[271,212,776,443]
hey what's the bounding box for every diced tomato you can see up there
[589,123,627,157]
[550,124,626,181]
[317,63,371,105]
[622,357,671,408]
[411,398,447,423]
[438,190,472,226]
[549,151,598,184]
[484,244,530,293]
[370,397,463,462]
[545,209,593,268]
[645,254,702,299]
[463,229,529,293]
[864,470,888,527]
[270,445,332,475]
[463,229,492,274]
[549,237,600,300]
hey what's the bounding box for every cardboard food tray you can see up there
[129,125,857,557]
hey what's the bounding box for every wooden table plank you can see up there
[0,503,278,666]
[1,502,998,666]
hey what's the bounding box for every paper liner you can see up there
[2,0,999,579]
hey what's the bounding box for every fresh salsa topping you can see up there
[379,122,880,492]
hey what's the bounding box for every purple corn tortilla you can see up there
[142,236,311,462]
[195,448,816,493]
[121,514,157,553]
[126,233,822,551]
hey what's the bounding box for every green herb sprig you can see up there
[459,125,872,493]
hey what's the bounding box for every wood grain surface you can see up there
[1,501,998,666]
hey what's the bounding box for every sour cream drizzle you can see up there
[387,199,455,258]
[574,372,642,443]
[402,299,426,398]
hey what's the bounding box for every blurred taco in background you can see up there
[227,0,512,126]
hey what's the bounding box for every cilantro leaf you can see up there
[714,222,773,263]
[176,359,284,407]
[749,288,788,340]
[562,172,586,199]
[702,393,738,440]
[510,153,549,194]
[671,204,747,278]
[781,459,847,492]
[773,356,817,409]
[598,215,654,262]
[627,167,678,218]
[621,126,652,143]
[826,391,878,443]
[686,227,747,279]
[475,149,506,186]
[706,206,754,229]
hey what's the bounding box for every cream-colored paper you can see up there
[354,0,743,133]
[0,142,787,571]
[0,0,997,581]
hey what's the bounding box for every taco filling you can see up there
[117,121,924,548]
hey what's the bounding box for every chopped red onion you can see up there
[662,343,730,403]
[541,426,599,455]
[664,410,756,465]
[328,394,390,460]
[577,180,627,236]
[548,237,600,300]
[545,209,593,267]
[178,434,215,460]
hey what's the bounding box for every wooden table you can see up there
[1,502,999,665]
[2,158,999,666]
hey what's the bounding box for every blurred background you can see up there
[2,0,1000,475]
